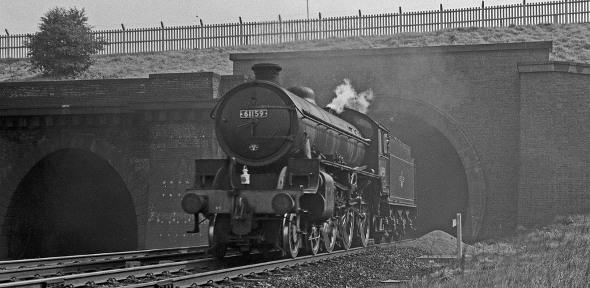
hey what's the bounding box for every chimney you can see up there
[252,63,282,83]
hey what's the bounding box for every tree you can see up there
[26,7,105,77]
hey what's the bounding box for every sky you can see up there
[2,0,546,34]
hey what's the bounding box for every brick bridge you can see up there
[1,41,589,259]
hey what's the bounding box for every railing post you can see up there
[358,9,362,36]
[239,17,243,46]
[121,24,126,54]
[563,0,571,24]
[278,14,283,43]
[439,4,443,30]
[523,0,527,25]
[4,29,10,59]
[482,1,486,27]
[160,21,165,52]
[199,19,204,49]
[319,12,323,39]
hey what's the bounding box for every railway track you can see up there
[0,246,208,283]
[0,254,241,288]
[0,240,413,288]
[128,247,366,288]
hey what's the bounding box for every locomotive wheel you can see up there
[339,209,355,250]
[208,214,228,259]
[354,210,370,248]
[306,225,321,255]
[321,219,337,253]
[282,214,301,258]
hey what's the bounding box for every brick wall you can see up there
[0,72,234,113]
[518,62,590,226]
[0,79,147,110]
[148,72,219,101]
[143,110,225,248]
[4,42,590,252]
[230,42,552,238]
[0,71,245,255]
[0,118,150,258]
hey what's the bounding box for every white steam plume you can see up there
[326,79,374,114]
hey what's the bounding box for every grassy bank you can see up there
[408,214,590,287]
[2,22,590,82]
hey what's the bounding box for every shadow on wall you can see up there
[4,149,138,259]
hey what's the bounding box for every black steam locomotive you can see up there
[181,63,415,258]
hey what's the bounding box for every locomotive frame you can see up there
[181,63,416,258]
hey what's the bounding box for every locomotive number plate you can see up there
[240,109,268,119]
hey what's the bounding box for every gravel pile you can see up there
[398,230,474,256]
[239,246,435,288]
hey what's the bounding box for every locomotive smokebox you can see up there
[252,63,282,83]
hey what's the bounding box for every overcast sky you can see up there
[2,0,548,34]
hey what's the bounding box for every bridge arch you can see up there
[0,136,146,259]
[374,97,487,241]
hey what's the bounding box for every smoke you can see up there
[326,79,374,114]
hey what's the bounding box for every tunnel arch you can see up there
[373,97,487,241]
[0,135,147,260]
[4,148,138,258]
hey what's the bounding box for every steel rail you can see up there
[1,239,416,288]
[0,246,208,270]
[120,247,365,288]
[0,246,208,283]
[0,253,235,288]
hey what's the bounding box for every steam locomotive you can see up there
[181,63,416,258]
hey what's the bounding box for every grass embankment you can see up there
[408,214,590,288]
[1,22,590,82]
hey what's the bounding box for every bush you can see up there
[26,7,105,77]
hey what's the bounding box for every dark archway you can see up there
[5,149,138,259]
[374,97,487,241]
[388,113,469,236]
